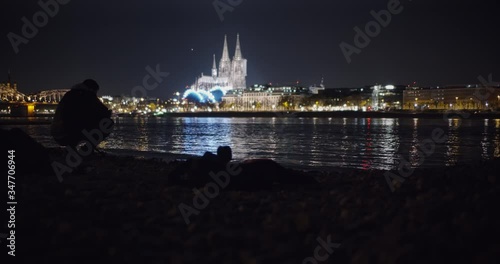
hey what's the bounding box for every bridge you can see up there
[0,83,26,102]
[30,89,71,103]
[0,82,69,116]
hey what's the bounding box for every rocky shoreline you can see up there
[10,149,500,263]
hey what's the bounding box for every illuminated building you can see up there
[190,34,247,92]
[0,71,24,102]
[370,85,405,110]
[222,84,309,111]
[403,85,500,110]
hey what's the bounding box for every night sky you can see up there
[1,0,499,98]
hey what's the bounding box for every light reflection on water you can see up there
[495,119,500,158]
[8,117,500,171]
[445,119,461,166]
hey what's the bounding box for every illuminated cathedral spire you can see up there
[219,35,232,78]
[234,33,242,60]
[221,35,230,61]
[212,54,217,78]
[231,33,247,89]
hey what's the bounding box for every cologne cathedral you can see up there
[190,34,247,91]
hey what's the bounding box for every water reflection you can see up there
[445,119,461,166]
[7,117,500,171]
[378,118,399,170]
[179,118,232,155]
[494,119,500,158]
[361,118,373,170]
[409,118,421,167]
[481,119,490,160]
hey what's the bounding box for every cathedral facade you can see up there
[191,34,247,91]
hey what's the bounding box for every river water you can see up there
[9,117,500,171]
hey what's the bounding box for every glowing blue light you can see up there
[182,87,229,104]
[183,89,203,103]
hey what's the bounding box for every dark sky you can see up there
[1,0,499,98]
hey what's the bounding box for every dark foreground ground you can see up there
[7,149,500,263]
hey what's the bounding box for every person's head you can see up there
[217,146,232,164]
[83,79,99,93]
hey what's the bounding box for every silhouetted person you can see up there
[51,79,113,150]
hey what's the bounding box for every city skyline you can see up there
[1,0,499,98]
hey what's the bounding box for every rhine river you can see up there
[9,117,500,171]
